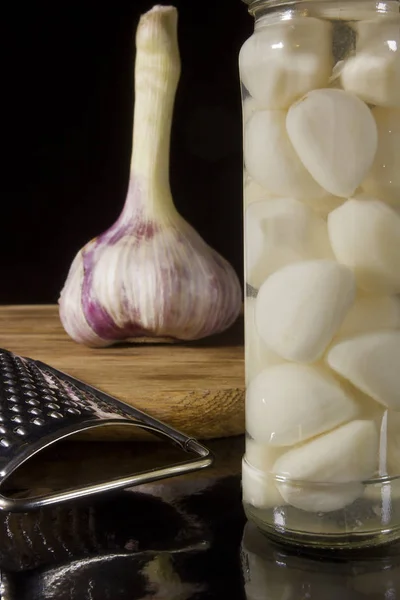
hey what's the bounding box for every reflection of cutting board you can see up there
[0,306,245,440]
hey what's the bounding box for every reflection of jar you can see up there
[241,521,400,599]
[241,0,400,548]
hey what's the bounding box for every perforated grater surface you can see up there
[0,348,213,513]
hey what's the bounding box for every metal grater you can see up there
[0,348,213,513]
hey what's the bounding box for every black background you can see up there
[2,1,253,304]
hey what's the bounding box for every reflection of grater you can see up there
[0,348,213,512]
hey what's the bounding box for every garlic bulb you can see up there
[59,6,241,347]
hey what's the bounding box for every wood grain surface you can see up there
[0,305,245,440]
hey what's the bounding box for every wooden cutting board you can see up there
[0,306,245,440]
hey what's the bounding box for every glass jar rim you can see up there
[242,0,400,17]
[243,0,400,7]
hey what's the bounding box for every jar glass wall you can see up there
[241,0,400,548]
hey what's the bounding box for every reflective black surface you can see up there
[2,436,400,599]
[0,482,246,599]
[242,522,400,599]
[0,436,246,599]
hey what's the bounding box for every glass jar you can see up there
[241,0,400,549]
[241,521,400,599]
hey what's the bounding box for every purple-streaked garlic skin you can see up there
[58,252,107,347]
[59,180,242,348]
[58,5,242,347]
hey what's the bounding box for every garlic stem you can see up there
[127,5,180,219]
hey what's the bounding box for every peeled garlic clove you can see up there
[239,17,332,109]
[354,17,400,52]
[244,110,326,199]
[242,95,262,125]
[286,89,378,198]
[327,331,400,410]
[246,438,286,471]
[244,175,273,207]
[274,420,378,512]
[255,260,356,362]
[245,298,285,383]
[299,194,344,219]
[341,54,400,108]
[246,363,360,446]
[341,383,384,422]
[341,18,400,107]
[242,458,285,509]
[245,197,333,289]
[328,197,400,293]
[362,108,400,206]
[277,481,364,513]
[336,294,400,340]
[59,7,242,347]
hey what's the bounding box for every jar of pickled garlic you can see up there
[241,0,400,549]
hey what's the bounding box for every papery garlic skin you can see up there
[59,252,105,347]
[59,6,241,347]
